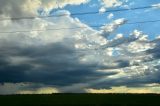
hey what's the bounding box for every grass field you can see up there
[0,93,160,106]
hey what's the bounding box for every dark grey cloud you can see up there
[1,30,160,92]
[0,40,119,87]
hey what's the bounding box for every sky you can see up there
[0,0,160,94]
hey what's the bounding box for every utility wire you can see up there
[127,19,160,24]
[0,19,160,34]
[0,5,158,21]
[71,5,156,15]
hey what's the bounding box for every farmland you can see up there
[0,93,160,106]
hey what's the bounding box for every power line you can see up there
[0,5,158,21]
[126,19,160,24]
[72,5,156,15]
[0,19,160,34]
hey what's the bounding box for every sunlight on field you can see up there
[86,85,160,94]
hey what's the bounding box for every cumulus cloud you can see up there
[100,0,122,8]
[99,0,128,13]
[0,0,89,18]
[100,18,127,37]
[0,15,160,93]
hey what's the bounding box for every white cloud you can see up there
[99,0,128,13]
[100,18,126,37]
[99,7,106,13]
[0,0,89,18]
[0,0,39,18]
[122,30,155,53]
[152,3,160,9]
[101,0,122,8]
[156,35,160,39]
[107,13,114,19]
[40,0,89,12]
[114,33,123,39]
[0,10,98,45]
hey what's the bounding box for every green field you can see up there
[0,93,160,106]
